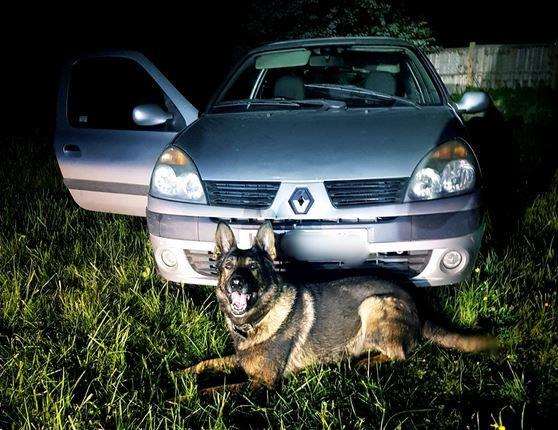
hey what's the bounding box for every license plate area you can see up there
[280,229,370,264]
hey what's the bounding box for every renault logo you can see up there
[289,188,314,214]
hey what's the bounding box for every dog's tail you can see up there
[422,320,498,352]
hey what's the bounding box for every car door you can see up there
[54,51,198,216]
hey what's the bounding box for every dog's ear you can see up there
[214,222,236,260]
[254,221,276,260]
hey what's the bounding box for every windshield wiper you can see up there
[214,98,346,110]
[288,98,347,109]
[305,84,420,108]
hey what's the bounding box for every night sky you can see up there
[4,1,555,136]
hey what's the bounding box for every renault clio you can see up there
[54,37,489,287]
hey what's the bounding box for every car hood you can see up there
[174,106,463,181]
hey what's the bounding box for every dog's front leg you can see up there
[181,354,239,376]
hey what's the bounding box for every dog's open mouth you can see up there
[230,291,250,315]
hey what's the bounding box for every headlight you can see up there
[405,140,478,202]
[150,147,207,204]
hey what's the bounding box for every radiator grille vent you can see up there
[365,250,432,275]
[324,178,408,207]
[186,249,431,278]
[205,181,280,209]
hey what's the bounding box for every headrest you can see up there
[273,75,305,100]
[363,71,397,95]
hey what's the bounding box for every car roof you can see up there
[249,37,415,54]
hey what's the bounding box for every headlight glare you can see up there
[152,165,178,196]
[150,147,206,204]
[410,167,442,200]
[182,172,205,200]
[406,141,478,202]
[441,159,475,194]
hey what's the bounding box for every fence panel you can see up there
[428,43,558,92]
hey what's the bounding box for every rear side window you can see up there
[68,57,175,130]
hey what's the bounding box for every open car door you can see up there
[53,51,198,216]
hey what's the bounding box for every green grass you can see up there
[1,92,557,428]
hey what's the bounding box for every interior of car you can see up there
[258,49,423,102]
[216,45,442,109]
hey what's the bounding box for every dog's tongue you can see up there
[231,291,248,311]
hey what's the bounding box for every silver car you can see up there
[54,37,490,287]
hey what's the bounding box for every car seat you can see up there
[363,71,397,95]
[273,75,305,100]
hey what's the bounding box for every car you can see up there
[53,37,490,287]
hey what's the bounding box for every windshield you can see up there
[212,45,442,113]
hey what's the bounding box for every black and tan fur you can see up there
[183,221,496,388]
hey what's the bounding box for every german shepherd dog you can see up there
[183,221,495,389]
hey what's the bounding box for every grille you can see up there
[186,249,431,278]
[185,250,217,276]
[283,250,431,276]
[364,250,432,276]
[324,178,408,208]
[205,181,280,209]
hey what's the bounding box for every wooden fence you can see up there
[427,43,558,92]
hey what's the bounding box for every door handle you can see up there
[63,144,81,155]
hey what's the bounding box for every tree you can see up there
[243,0,435,49]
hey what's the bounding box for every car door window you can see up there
[68,57,184,131]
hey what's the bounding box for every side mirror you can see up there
[456,91,490,114]
[132,104,173,127]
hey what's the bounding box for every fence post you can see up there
[466,42,476,88]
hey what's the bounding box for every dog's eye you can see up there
[223,261,234,270]
[248,262,259,270]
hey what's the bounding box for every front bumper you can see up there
[147,191,484,287]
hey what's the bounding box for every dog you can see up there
[183,221,496,389]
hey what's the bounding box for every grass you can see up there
[1,89,557,428]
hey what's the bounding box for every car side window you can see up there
[68,57,181,131]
